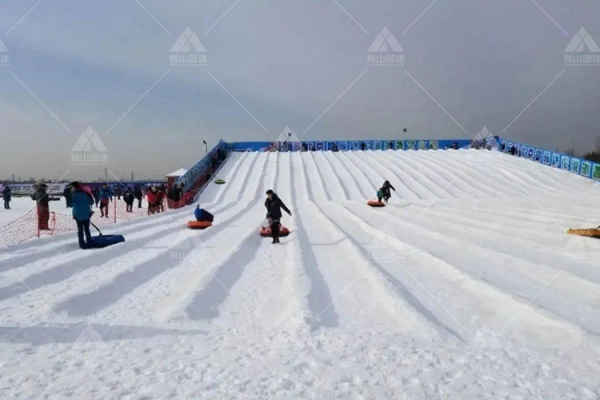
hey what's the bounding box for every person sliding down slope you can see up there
[195,204,214,222]
[376,188,384,203]
[265,189,292,244]
[381,180,396,203]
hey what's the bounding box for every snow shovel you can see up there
[87,221,125,248]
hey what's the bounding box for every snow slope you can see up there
[1,149,600,399]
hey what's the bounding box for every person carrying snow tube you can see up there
[70,181,95,249]
[381,180,396,203]
[195,205,214,223]
[265,189,292,244]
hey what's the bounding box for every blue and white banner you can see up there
[499,138,600,181]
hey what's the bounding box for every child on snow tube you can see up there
[195,205,214,223]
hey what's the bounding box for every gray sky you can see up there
[0,0,598,180]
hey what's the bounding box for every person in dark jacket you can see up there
[134,186,143,208]
[195,205,214,222]
[381,181,396,203]
[92,187,100,208]
[31,182,51,230]
[2,185,11,209]
[123,188,135,212]
[264,189,291,244]
[63,186,73,208]
[70,181,94,249]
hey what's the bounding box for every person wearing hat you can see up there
[31,182,51,230]
[70,181,94,249]
[264,189,291,244]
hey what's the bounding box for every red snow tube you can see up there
[187,221,212,230]
[260,226,290,237]
[367,200,386,207]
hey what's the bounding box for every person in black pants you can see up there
[134,186,143,208]
[264,189,292,244]
[381,180,396,203]
[2,185,11,209]
[63,186,72,208]
[70,181,94,249]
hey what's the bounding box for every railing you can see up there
[225,139,474,152]
[497,137,600,182]
[176,140,227,192]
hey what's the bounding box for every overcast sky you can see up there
[0,0,598,180]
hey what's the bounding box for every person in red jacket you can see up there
[147,186,157,214]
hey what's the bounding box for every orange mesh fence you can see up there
[0,199,167,247]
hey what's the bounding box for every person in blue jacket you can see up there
[70,181,94,249]
[98,183,113,218]
[195,204,214,222]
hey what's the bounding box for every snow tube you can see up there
[187,221,212,230]
[567,228,600,238]
[260,226,290,237]
[87,235,125,249]
[215,179,226,184]
[367,200,386,207]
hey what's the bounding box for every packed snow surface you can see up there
[1,149,600,399]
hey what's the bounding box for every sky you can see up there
[0,0,599,180]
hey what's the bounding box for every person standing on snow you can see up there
[264,189,291,244]
[381,181,396,203]
[134,186,143,208]
[70,181,94,249]
[31,182,51,230]
[63,185,73,208]
[2,185,11,209]
[123,188,135,212]
[98,183,113,218]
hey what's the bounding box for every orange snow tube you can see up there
[187,221,212,230]
[367,200,386,207]
[567,228,600,238]
[260,226,290,237]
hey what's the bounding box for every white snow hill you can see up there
[1,149,600,399]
